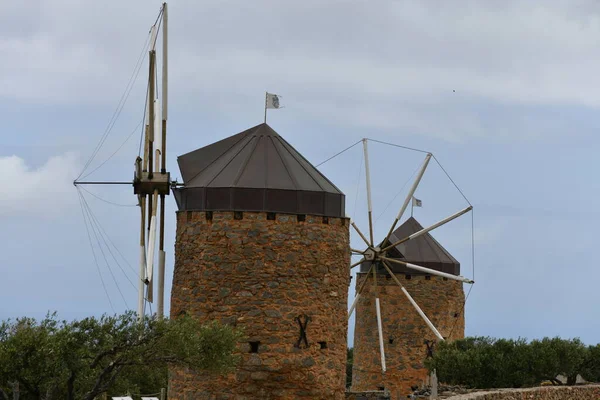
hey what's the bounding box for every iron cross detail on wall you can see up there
[424,339,436,359]
[294,314,310,349]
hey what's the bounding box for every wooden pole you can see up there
[362,139,374,246]
[160,387,166,400]
[382,153,432,245]
[381,260,444,341]
[138,194,147,321]
[381,206,472,253]
[347,263,374,319]
[148,51,156,180]
[158,3,168,317]
[157,194,166,318]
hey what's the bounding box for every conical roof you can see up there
[388,217,459,267]
[360,217,460,275]
[173,123,345,217]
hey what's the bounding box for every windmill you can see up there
[347,139,474,374]
[75,3,170,321]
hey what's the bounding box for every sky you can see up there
[1,1,599,345]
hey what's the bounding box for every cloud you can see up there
[3,1,600,141]
[0,153,81,217]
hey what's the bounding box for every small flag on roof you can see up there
[266,92,281,109]
[412,197,422,207]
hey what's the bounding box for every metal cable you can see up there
[79,191,130,309]
[78,190,139,278]
[432,155,472,206]
[352,151,363,221]
[77,31,151,180]
[79,193,139,289]
[374,163,421,224]
[76,189,116,313]
[315,139,362,167]
[78,185,137,208]
[365,138,430,154]
[80,116,145,180]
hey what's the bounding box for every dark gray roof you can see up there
[173,123,345,217]
[360,217,460,275]
[388,217,459,267]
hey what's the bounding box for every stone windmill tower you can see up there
[169,123,350,399]
[352,216,465,397]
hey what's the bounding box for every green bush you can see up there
[425,336,599,389]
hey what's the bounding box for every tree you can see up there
[0,312,242,400]
[426,336,597,389]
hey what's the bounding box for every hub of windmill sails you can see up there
[133,156,170,196]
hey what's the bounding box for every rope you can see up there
[79,190,139,286]
[80,116,145,180]
[77,190,116,313]
[352,150,363,221]
[138,81,150,157]
[365,138,430,155]
[374,163,421,224]
[77,30,151,180]
[315,139,362,167]
[79,190,130,309]
[78,185,137,208]
[432,155,472,206]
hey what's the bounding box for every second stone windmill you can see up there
[347,140,474,394]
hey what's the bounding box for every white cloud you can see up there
[3,1,600,140]
[0,153,81,217]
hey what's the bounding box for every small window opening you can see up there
[377,385,385,391]
[388,338,394,344]
[341,219,347,227]
[322,216,329,224]
[454,312,459,318]
[186,211,193,221]
[249,341,260,353]
[205,211,213,221]
[318,341,328,349]
[297,214,306,222]
[267,212,276,220]
[443,277,448,281]
[385,274,392,280]
[405,274,412,280]
[425,275,431,280]
[234,211,243,220]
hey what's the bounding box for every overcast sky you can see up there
[1,1,599,345]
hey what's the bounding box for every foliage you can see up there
[346,347,354,388]
[426,336,599,389]
[0,311,242,400]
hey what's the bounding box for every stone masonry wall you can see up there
[352,273,465,398]
[170,211,350,400]
[445,385,600,400]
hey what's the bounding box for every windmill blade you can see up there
[381,260,444,341]
[371,263,386,373]
[157,194,166,318]
[380,256,474,284]
[382,153,432,245]
[137,193,147,321]
[146,190,159,303]
[362,139,374,246]
[375,297,386,373]
[348,262,374,319]
[350,220,370,248]
[381,205,473,252]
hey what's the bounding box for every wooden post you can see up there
[160,387,166,400]
[430,369,438,399]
